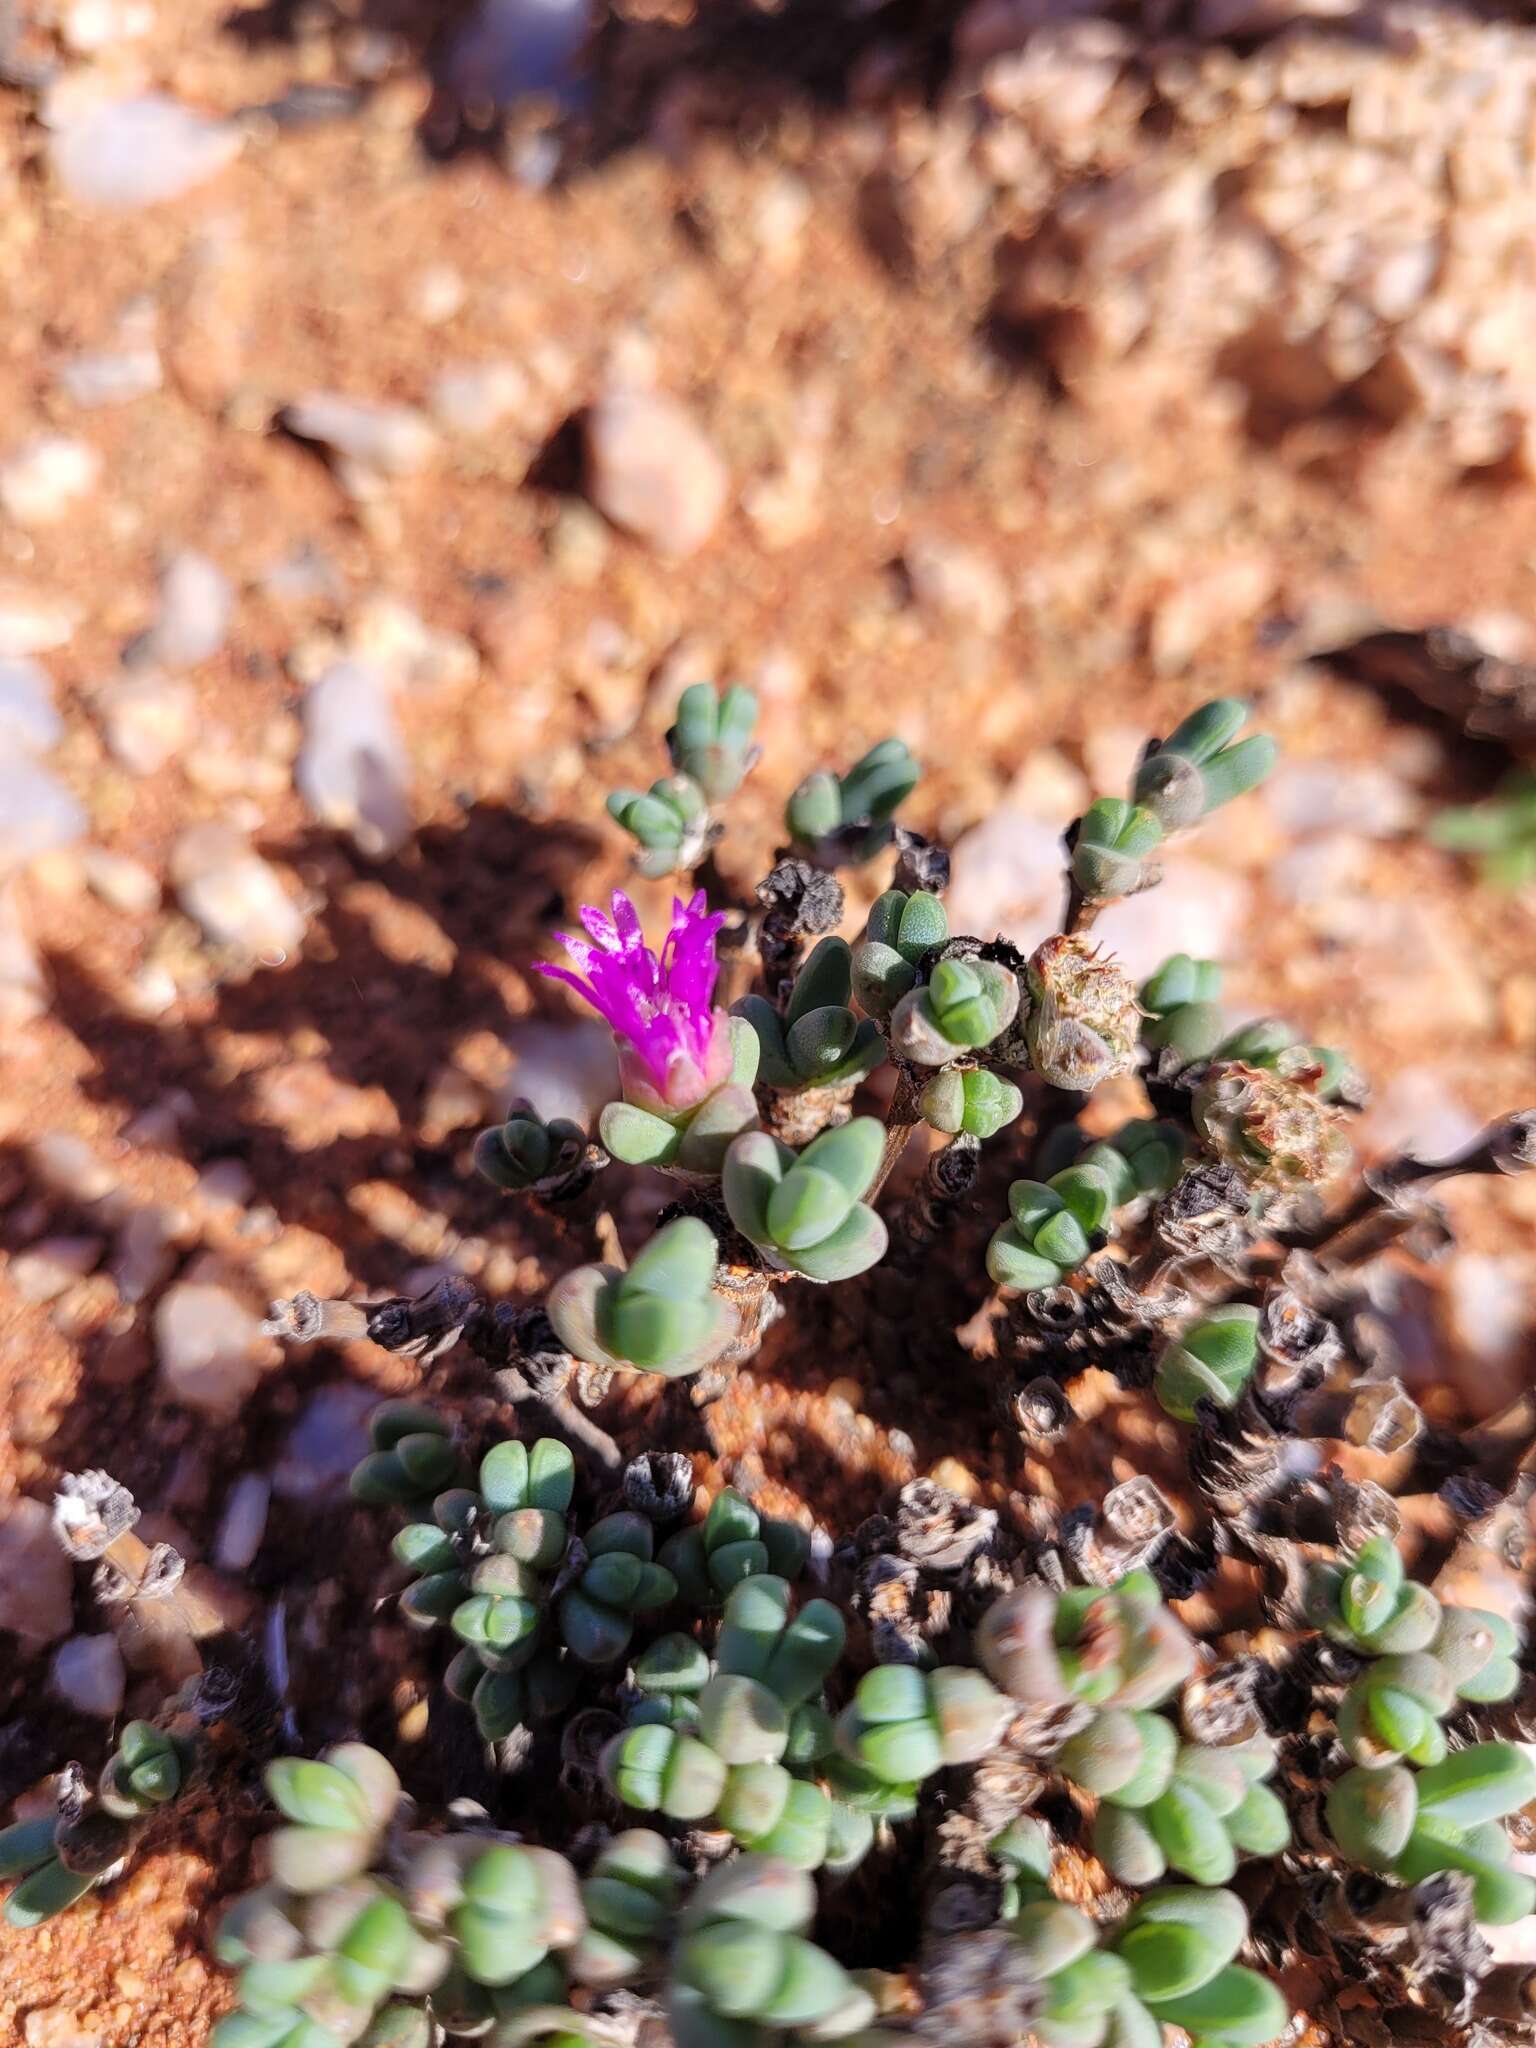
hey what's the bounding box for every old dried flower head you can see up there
[1025,935,1142,1092]
[538,889,732,1115]
[1193,1057,1350,1190]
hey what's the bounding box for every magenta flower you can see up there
[537,889,733,1114]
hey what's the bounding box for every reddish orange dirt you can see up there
[2,4,1536,2042]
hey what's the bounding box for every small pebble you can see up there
[154,1271,275,1418]
[97,670,196,775]
[0,436,100,527]
[0,591,79,656]
[0,888,48,1024]
[58,345,162,410]
[295,659,412,859]
[171,822,306,960]
[50,1633,126,1718]
[0,1498,75,1645]
[0,658,63,755]
[0,761,87,879]
[8,1236,103,1304]
[282,394,437,481]
[584,387,729,559]
[135,550,232,669]
[272,1384,376,1500]
[214,1472,271,1572]
[49,91,241,210]
[81,845,160,914]
[428,360,532,438]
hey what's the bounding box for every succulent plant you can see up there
[658,1487,812,1608]
[1026,935,1141,1093]
[852,888,949,1019]
[978,1575,1198,1714]
[1071,797,1164,902]
[890,955,1022,1067]
[94,682,1533,2048]
[1153,1305,1261,1422]
[1,1721,192,1929]
[1327,1745,1536,1923]
[734,937,886,1096]
[548,1217,734,1377]
[919,1065,1024,1139]
[349,1404,466,1512]
[605,1574,865,1871]
[997,1841,1290,2048]
[263,1746,405,1896]
[1305,1537,1443,1658]
[987,1164,1116,1290]
[785,737,920,865]
[1086,1726,1290,1887]
[606,773,712,879]
[666,681,761,804]
[723,1118,889,1281]
[666,1857,877,2045]
[1132,699,1277,832]
[834,1662,1013,1794]
[473,1101,596,1197]
[1430,766,1536,889]
[1313,1546,1522,1762]
[360,1416,691,1740]
[568,1829,682,1989]
[1140,954,1227,1062]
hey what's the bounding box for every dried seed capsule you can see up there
[1026,935,1141,1093]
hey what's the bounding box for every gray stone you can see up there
[585,388,728,559]
[0,658,63,755]
[49,91,241,210]
[154,1273,274,1418]
[0,760,86,879]
[137,550,232,669]
[0,1497,74,1645]
[214,1472,271,1571]
[50,1632,126,1717]
[295,659,412,859]
[272,1384,376,1501]
[170,822,307,959]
